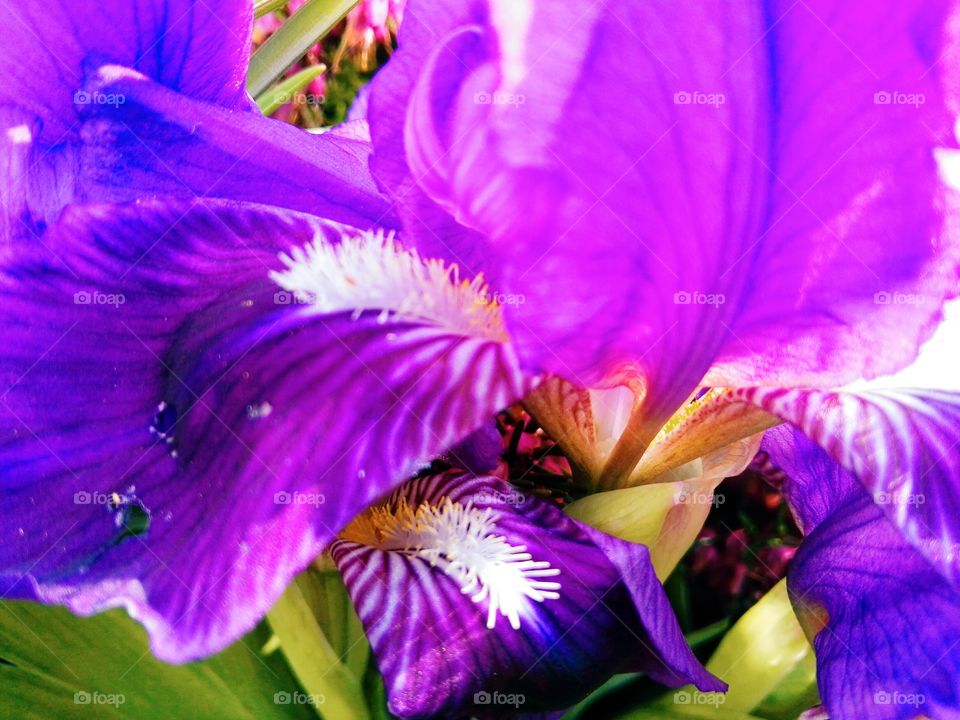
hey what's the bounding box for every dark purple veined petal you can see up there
[0,0,396,248]
[368,0,960,431]
[0,0,253,128]
[0,0,253,243]
[331,471,722,719]
[72,66,395,230]
[441,421,504,474]
[765,426,960,720]
[0,199,527,661]
[737,387,960,588]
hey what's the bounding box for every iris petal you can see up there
[332,471,722,719]
[368,0,960,432]
[77,69,395,229]
[738,387,960,587]
[0,199,526,661]
[766,426,960,719]
[0,0,253,132]
[0,0,254,242]
[0,0,395,246]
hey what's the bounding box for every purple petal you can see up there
[331,471,721,719]
[1,2,397,246]
[766,426,960,719]
[0,0,252,243]
[0,199,526,661]
[0,0,254,132]
[366,0,503,281]
[705,0,960,389]
[739,388,960,587]
[369,0,960,425]
[441,421,504,474]
[82,69,395,228]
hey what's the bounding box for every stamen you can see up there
[650,388,723,445]
[270,229,508,341]
[342,495,561,630]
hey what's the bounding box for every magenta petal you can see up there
[369,0,960,424]
[706,0,960,388]
[366,0,491,279]
[738,387,960,588]
[332,471,722,719]
[0,200,526,661]
[765,427,960,719]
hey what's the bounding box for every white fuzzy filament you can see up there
[346,496,561,630]
[270,229,507,341]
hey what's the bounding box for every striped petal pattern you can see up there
[332,471,722,719]
[734,388,960,587]
[0,199,527,661]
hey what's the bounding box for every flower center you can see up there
[342,496,561,630]
[270,229,508,341]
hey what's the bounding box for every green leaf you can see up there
[256,65,327,116]
[248,0,358,97]
[684,617,732,649]
[614,705,766,720]
[254,0,288,19]
[0,601,315,719]
[704,579,818,714]
[287,563,369,681]
[267,572,370,720]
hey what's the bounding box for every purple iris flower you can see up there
[4,0,960,718]
[359,0,960,716]
[0,0,720,716]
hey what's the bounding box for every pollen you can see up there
[270,229,508,342]
[342,495,561,630]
